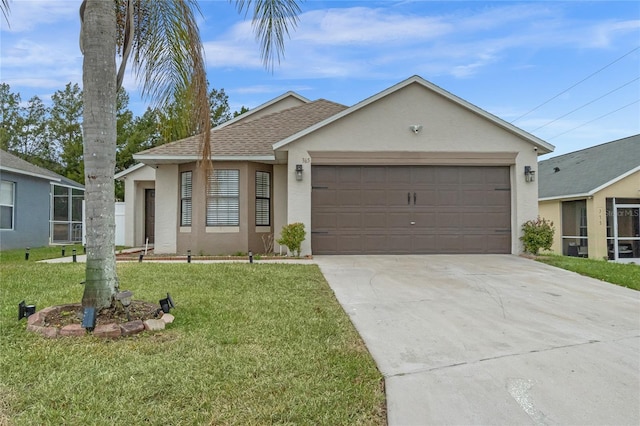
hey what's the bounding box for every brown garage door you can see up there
[311,165,511,254]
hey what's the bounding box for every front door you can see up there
[145,189,155,244]
[613,204,640,262]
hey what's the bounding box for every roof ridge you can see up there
[540,133,639,164]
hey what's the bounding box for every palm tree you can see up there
[3,0,302,309]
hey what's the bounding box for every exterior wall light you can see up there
[524,166,536,182]
[295,164,303,181]
[410,125,423,134]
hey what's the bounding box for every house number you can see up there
[302,157,311,163]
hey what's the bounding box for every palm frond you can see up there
[233,0,302,71]
[130,0,210,163]
[2,0,10,26]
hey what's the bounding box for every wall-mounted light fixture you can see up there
[409,125,423,134]
[295,164,303,181]
[524,166,536,182]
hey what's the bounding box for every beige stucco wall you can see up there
[272,164,288,254]
[538,170,640,259]
[168,162,274,255]
[279,82,541,256]
[120,165,155,247]
[154,164,179,253]
[538,200,562,254]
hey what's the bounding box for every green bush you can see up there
[277,222,306,257]
[520,217,555,255]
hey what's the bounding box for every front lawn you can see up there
[536,254,640,291]
[0,247,386,425]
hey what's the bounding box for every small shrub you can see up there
[277,223,306,257]
[521,217,555,255]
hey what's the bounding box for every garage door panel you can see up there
[337,190,361,206]
[337,167,362,184]
[362,167,389,184]
[313,166,338,185]
[362,189,387,205]
[337,213,362,228]
[412,211,437,225]
[460,190,491,205]
[312,234,337,254]
[388,235,413,253]
[311,165,511,254]
[337,235,364,253]
[312,189,336,205]
[411,167,438,183]
[436,168,460,184]
[312,212,337,229]
[362,212,387,228]
[437,190,460,206]
[387,212,412,228]
[387,167,412,184]
[484,168,511,183]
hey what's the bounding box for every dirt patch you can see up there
[42,301,160,328]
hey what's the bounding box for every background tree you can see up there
[209,87,232,127]
[50,83,84,183]
[115,106,161,200]
[234,106,250,118]
[15,96,58,171]
[0,83,21,152]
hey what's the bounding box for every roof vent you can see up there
[554,167,560,173]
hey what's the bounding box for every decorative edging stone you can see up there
[25,303,171,339]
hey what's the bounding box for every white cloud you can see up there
[0,0,80,32]
[201,3,640,80]
[590,19,640,48]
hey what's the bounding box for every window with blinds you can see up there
[207,169,239,226]
[180,171,192,226]
[255,171,271,226]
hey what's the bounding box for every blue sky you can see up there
[1,1,639,158]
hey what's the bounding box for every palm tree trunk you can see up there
[81,0,118,309]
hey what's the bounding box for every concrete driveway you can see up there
[314,255,640,425]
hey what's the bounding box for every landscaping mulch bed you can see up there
[42,301,160,328]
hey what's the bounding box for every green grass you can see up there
[536,254,640,291]
[0,247,386,425]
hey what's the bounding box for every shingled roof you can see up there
[538,134,640,200]
[0,149,84,188]
[135,99,347,161]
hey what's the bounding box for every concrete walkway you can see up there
[315,255,640,426]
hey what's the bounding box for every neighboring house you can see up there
[0,149,85,250]
[538,134,640,263]
[117,75,554,256]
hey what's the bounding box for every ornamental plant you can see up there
[277,223,306,257]
[520,217,555,255]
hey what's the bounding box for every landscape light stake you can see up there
[139,253,144,262]
[159,293,175,314]
[187,250,191,263]
[25,248,30,261]
[82,307,96,332]
[18,301,36,320]
[61,246,66,257]
[72,249,77,263]
[249,250,253,264]
[83,244,86,254]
